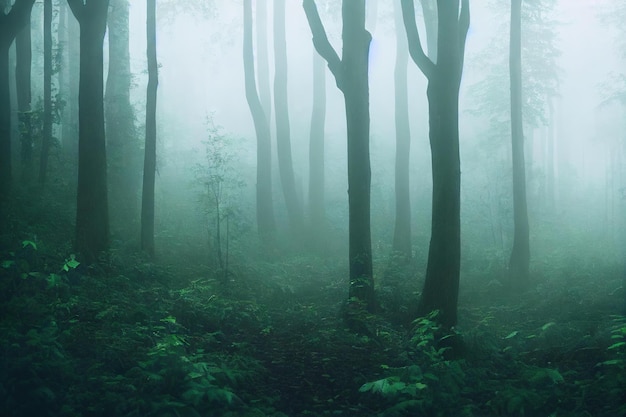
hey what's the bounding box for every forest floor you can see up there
[1,199,625,416]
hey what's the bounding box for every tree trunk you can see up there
[39,0,52,186]
[244,0,275,239]
[68,0,111,262]
[61,0,79,160]
[141,0,158,256]
[107,0,138,237]
[402,0,469,328]
[255,0,271,125]
[392,0,412,260]
[309,50,326,229]
[15,17,32,182]
[274,0,303,232]
[304,0,375,311]
[0,0,35,200]
[508,0,530,284]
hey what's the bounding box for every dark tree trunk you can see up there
[141,0,157,256]
[68,0,110,262]
[39,0,52,186]
[15,17,32,182]
[392,0,411,260]
[274,0,303,232]
[508,0,530,283]
[402,0,469,328]
[107,0,138,237]
[309,50,326,229]
[244,0,275,239]
[0,0,35,200]
[304,0,375,311]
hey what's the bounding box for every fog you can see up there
[106,0,624,265]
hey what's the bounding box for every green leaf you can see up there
[541,322,556,331]
[608,342,626,350]
[415,382,428,390]
[160,315,177,324]
[504,331,519,339]
[22,240,37,250]
[1,260,14,268]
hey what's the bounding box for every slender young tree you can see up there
[392,0,412,259]
[402,0,470,327]
[304,0,375,311]
[67,0,110,261]
[0,0,35,199]
[107,0,138,236]
[508,0,530,284]
[243,0,275,239]
[39,0,52,186]
[15,10,32,182]
[256,0,271,127]
[309,50,326,230]
[141,0,158,256]
[274,0,303,232]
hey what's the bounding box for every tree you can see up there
[308,49,326,231]
[0,0,35,199]
[274,0,303,233]
[402,0,470,328]
[15,6,32,182]
[39,0,52,186]
[243,0,275,239]
[107,0,139,236]
[255,0,271,127]
[141,0,158,256]
[67,0,110,261]
[392,0,411,260]
[303,0,375,311]
[508,0,530,284]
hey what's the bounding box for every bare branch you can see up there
[401,0,435,79]
[302,0,343,90]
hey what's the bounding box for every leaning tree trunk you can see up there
[402,0,469,328]
[0,0,35,200]
[508,0,530,285]
[274,0,303,232]
[141,0,158,256]
[67,0,111,262]
[304,0,375,311]
[243,0,275,240]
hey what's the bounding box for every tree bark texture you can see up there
[244,0,275,239]
[68,0,111,262]
[274,0,303,232]
[304,0,375,311]
[402,0,469,328]
[392,0,412,260]
[508,0,530,283]
[0,0,35,199]
[141,0,157,256]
